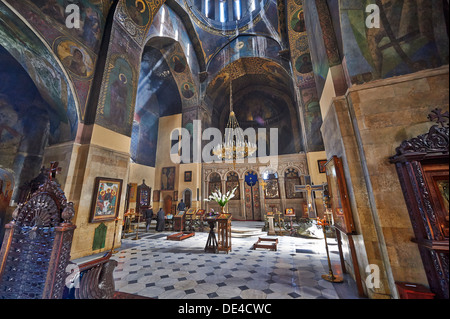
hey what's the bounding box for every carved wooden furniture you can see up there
[0,176,76,299]
[136,180,151,222]
[184,208,196,231]
[390,108,449,299]
[63,252,118,299]
[217,213,232,253]
[173,210,186,231]
[395,282,435,299]
[195,209,206,232]
[325,156,364,297]
[167,232,195,241]
[252,237,278,251]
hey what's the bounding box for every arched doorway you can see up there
[164,195,172,215]
[0,5,79,201]
[183,189,192,209]
[244,170,261,220]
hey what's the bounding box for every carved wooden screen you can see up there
[226,172,240,200]
[285,168,302,199]
[264,173,280,199]
[390,108,449,299]
[0,180,76,299]
[208,173,222,196]
[136,180,151,210]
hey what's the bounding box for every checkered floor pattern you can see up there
[111,222,359,299]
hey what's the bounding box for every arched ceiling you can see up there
[205,57,303,154]
[205,57,295,114]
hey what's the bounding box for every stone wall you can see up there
[321,65,449,298]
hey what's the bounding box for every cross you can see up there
[428,108,449,127]
[294,181,326,218]
[48,161,62,181]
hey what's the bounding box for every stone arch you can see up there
[0,2,80,200]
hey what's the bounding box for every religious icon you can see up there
[291,9,306,33]
[181,82,195,99]
[125,0,150,26]
[101,55,135,133]
[325,156,355,234]
[285,208,295,217]
[161,167,175,190]
[295,54,313,74]
[170,54,186,73]
[184,171,192,182]
[55,39,93,78]
[90,177,123,223]
[318,160,327,174]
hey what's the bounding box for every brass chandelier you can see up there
[212,79,257,161]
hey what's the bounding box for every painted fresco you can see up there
[0,3,78,142]
[340,0,449,84]
[5,0,113,121]
[131,46,182,167]
[124,0,151,26]
[29,0,109,51]
[207,35,283,79]
[291,8,306,33]
[0,168,14,246]
[302,0,334,96]
[147,4,200,79]
[161,167,175,190]
[0,43,71,204]
[101,55,136,133]
[181,82,195,99]
[286,0,324,152]
[181,0,282,73]
[55,38,95,79]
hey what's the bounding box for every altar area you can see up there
[202,154,327,222]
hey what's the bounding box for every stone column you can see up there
[239,178,246,220]
[278,176,286,214]
[258,178,266,220]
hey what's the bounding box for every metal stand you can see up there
[111,217,120,254]
[204,219,218,253]
[319,218,343,283]
[132,213,141,241]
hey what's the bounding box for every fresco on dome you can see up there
[340,0,449,84]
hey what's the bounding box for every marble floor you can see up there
[107,221,362,299]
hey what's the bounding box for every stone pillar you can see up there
[203,178,209,212]
[258,178,266,219]
[239,178,246,219]
[278,176,286,214]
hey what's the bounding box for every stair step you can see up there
[231,228,265,238]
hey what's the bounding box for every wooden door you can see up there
[164,195,172,215]
[184,189,191,209]
[244,171,261,220]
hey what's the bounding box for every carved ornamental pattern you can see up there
[0,171,76,299]
[392,108,449,157]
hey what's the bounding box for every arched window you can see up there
[285,168,302,199]
[226,172,240,200]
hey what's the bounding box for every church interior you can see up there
[0,0,448,302]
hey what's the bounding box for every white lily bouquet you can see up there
[204,186,238,208]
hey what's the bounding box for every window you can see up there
[234,0,241,20]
